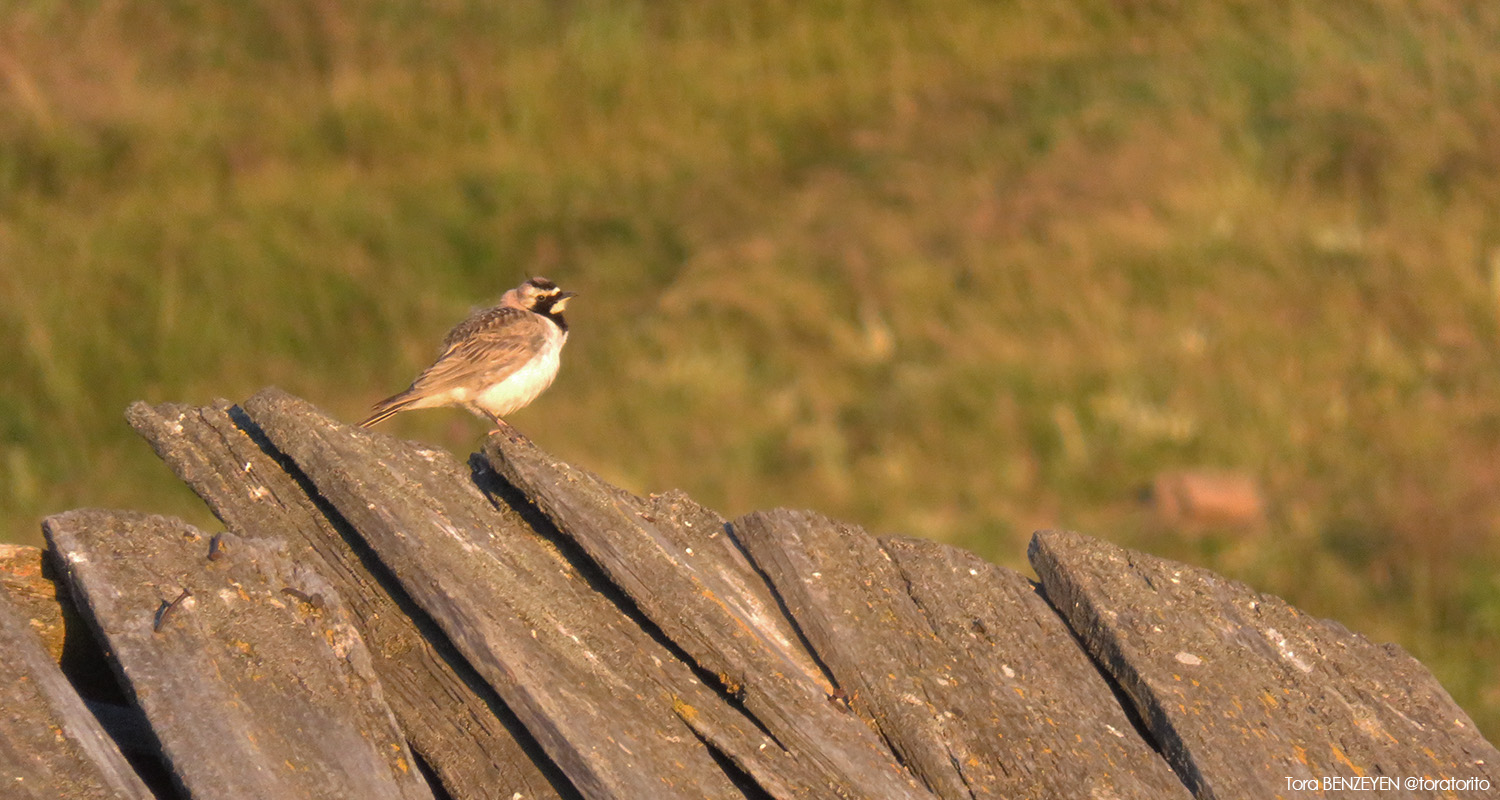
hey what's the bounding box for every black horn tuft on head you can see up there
[526,277,559,292]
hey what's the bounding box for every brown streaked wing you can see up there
[409,309,550,396]
[440,305,528,351]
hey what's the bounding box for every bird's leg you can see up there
[483,411,517,438]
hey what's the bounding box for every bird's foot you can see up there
[485,418,528,443]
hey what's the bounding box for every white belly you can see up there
[473,333,565,417]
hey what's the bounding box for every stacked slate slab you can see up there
[0,388,1491,799]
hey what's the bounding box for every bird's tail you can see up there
[360,392,415,427]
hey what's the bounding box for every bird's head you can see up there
[508,276,577,315]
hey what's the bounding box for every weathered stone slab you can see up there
[21,387,1491,800]
[0,583,154,800]
[242,389,803,799]
[0,544,66,661]
[1030,529,1500,799]
[729,510,977,798]
[44,510,434,800]
[484,434,933,800]
[882,535,1194,799]
[127,399,572,800]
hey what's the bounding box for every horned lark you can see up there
[361,277,576,429]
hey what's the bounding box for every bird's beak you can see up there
[558,291,578,300]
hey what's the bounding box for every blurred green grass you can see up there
[4,0,1500,736]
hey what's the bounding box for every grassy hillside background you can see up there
[4,1,1499,736]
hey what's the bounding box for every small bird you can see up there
[361,277,576,429]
